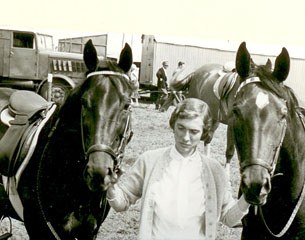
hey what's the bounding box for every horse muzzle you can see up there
[84,151,115,192]
[241,165,271,206]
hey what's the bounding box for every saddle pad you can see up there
[2,103,57,220]
[0,108,13,126]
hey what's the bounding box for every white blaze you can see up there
[256,92,269,109]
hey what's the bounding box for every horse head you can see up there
[82,40,133,192]
[233,42,292,205]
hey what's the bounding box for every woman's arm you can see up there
[106,156,146,212]
[221,192,250,227]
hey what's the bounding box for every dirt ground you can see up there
[1,102,242,240]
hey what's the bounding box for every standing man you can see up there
[159,61,185,112]
[155,61,169,110]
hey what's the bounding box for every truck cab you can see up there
[0,28,91,105]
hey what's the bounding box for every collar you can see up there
[170,146,200,163]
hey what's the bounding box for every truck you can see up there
[0,27,106,105]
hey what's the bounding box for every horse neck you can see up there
[170,72,193,90]
[53,96,82,145]
[279,111,305,195]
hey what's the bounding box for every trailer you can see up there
[58,34,108,57]
[139,35,305,103]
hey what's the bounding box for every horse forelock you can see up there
[254,65,290,101]
[85,59,125,76]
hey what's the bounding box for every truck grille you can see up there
[52,59,87,73]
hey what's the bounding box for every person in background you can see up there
[159,61,185,112]
[106,98,250,240]
[172,61,185,78]
[155,61,169,110]
[128,63,140,106]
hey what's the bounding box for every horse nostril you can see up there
[104,167,112,176]
[241,174,250,188]
[264,177,272,192]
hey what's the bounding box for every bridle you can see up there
[235,76,287,176]
[235,76,305,237]
[82,107,132,170]
[82,71,133,171]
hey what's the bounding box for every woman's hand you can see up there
[103,167,125,190]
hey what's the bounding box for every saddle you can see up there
[0,90,56,177]
[213,70,238,121]
[0,91,57,220]
[213,71,237,100]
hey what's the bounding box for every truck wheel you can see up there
[38,79,72,106]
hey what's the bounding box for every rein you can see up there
[259,109,305,238]
[237,76,305,237]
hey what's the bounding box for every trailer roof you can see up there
[153,35,305,60]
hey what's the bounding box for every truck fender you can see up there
[37,74,75,92]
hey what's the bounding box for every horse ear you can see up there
[272,47,290,82]
[83,39,98,72]
[266,58,272,71]
[118,43,133,73]
[235,42,251,79]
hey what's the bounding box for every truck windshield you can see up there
[37,34,54,50]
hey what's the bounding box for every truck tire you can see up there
[38,79,72,106]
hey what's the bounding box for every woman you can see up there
[107,98,249,240]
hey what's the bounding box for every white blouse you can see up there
[151,147,206,240]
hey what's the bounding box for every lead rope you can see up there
[0,216,12,240]
[259,109,305,238]
[259,179,305,238]
[36,130,62,240]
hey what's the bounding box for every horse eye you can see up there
[124,103,130,110]
[232,107,239,115]
[115,135,121,142]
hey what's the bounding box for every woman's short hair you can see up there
[169,98,213,143]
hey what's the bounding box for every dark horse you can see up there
[0,40,133,239]
[233,42,305,239]
[160,63,242,170]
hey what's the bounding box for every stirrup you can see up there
[0,216,12,239]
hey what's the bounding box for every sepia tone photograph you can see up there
[0,0,304,239]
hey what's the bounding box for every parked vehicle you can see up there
[58,34,107,56]
[0,27,106,105]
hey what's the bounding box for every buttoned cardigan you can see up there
[109,146,246,240]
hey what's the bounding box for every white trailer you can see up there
[139,35,305,102]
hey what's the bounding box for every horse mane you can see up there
[85,59,125,75]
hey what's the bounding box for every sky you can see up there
[1,0,305,48]
[1,0,305,61]
[1,0,305,99]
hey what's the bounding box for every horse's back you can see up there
[187,64,223,119]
